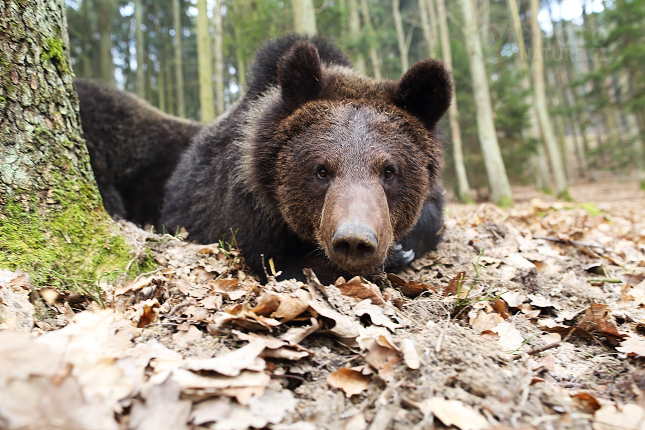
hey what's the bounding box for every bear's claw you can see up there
[385,244,415,272]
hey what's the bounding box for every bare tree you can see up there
[292,0,317,36]
[348,0,366,74]
[393,0,409,73]
[436,0,472,202]
[418,0,437,58]
[214,0,224,115]
[96,0,115,86]
[459,0,513,206]
[506,0,552,191]
[134,0,145,98]
[528,0,568,198]
[360,0,382,80]
[172,0,186,117]
[196,0,215,122]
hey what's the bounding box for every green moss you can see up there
[557,189,573,202]
[0,172,152,292]
[640,180,645,191]
[578,202,603,216]
[496,194,514,209]
[539,187,553,196]
[41,38,68,74]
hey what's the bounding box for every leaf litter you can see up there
[1,181,645,429]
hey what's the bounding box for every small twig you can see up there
[125,256,138,272]
[133,268,162,283]
[586,278,622,283]
[165,300,194,317]
[533,235,605,249]
[513,341,561,358]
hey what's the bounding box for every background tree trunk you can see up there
[506,0,552,191]
[436,0,472,202]
[460,0,513,206]
[292,0,317,36]
[172,0,186,118]
[360,0,382,80]
[134,0,145,98]
[214,0,224,115]
[347,0,366,74]
[392,0,409,73]
[418,0,437,58]
[0,0,131,287]
[96,0,114,86]
[529,0,568,198]
[196,0,215,123]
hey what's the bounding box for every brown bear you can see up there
[75,79,203,227]
[162,35,451,284]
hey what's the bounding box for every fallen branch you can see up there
[533,235,605,249]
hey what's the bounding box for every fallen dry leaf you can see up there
[327,368,370,398]
[337,276,386,305]
[184,339,266,376]
[444,271,467,297]
[0,269,35,332]
[593,403,645,430]
[424,397,490,430]
[399,338,420,369]
[616,336,645,357]
[471,310,504,334]
[578,303,628,344]
[129,377,191,430]
[191,397,231,426]
[273,292,309,322]
[387,273,435,298]
[353,299,397,331]
[491,321,524,353]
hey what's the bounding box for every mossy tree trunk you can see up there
[196,0,215,123]
[292,0,317,36]
[0,0,132,289]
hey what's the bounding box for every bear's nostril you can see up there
[331,224,378,263]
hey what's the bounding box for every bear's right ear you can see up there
[394,59,453,129]
[277,40,323,111]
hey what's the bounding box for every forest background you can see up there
[66,0,645,206]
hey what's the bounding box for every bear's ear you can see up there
[277,40,323,110]
[395,59,453,129]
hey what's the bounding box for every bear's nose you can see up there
[332,224,379,263]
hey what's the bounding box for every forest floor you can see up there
[1,179,645,430]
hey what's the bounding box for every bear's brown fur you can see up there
[75,79,203,227]
[162,36,451,283]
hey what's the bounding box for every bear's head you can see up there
[253,40,451,275]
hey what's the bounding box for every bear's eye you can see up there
[383,166,396,180]
[317,166,329,180]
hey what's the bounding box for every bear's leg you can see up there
[385,185,444,272]
[98,183,127,219]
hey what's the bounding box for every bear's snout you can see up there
[321,181,393,274]
[332,224,379,263]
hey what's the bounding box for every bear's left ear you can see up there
[395,59,453,129]
[277,40,323,111]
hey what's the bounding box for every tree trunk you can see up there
[528,0,568,198]
[213,0,224,115]
[196,0,215,123]
[236,46,246,95]
[360,0,382,80]
[619,73,645,187]
[459,0,513,206]
[418,0,437,58]
[0,0,131,288]
[134,0,145,98]
[436,0,472,202]
[425,0,439,56]
[172,0,186,118]
[347,0,366,74]
[292,0,317,36]
[96,0,114,86]
[154,7,166,112]
[393,0,409,73]
[506,0,553,191]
